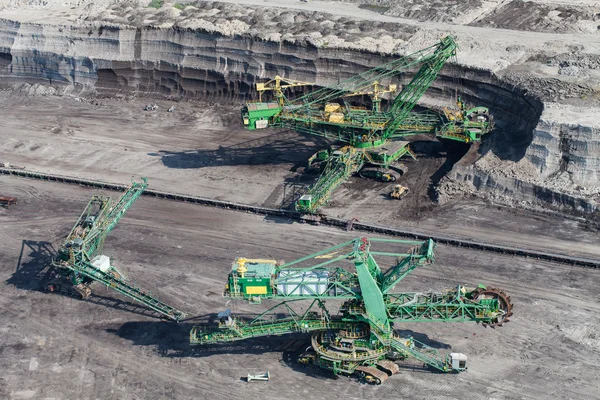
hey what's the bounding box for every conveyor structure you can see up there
[44,178,187,321]
[191,237,512,383]
[241,36,494,213]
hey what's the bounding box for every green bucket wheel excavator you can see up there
[241,36,494,214]
[191,237,512,384]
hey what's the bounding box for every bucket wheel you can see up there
[473,287,513,327]
[467,109,491,123]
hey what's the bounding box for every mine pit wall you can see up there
[444,116,600,213]
[446,166,598,213]
[0,19,596,213]
[528,121,600,187]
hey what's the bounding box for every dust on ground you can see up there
[1,89,598,259]
[1,176,600,399]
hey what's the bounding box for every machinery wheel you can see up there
[473,287,513,327]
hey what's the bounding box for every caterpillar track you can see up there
[355,365,391,385]
[356,361,401,385]
[376,360,401,376]
[1,168,598,269]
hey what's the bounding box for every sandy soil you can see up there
[1,0,598,72]
[0,1,598,399]
[0,89,327,205]
[1,176,599,400]
[1,91,598,259]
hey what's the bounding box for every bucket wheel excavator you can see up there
[44,178,187,321]
[241,36,494,214]
[191,237,512,383]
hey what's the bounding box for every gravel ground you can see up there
[1,91,598,259]
[0,2,598,398]
[1,176,599,400]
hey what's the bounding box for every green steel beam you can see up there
[51,178,187,322]
[386,288,501,323]
[291,40,445,108]
[75,178,148,260]
[192,237,510,375]
[355,256,389,332]
[383,37,457,140]
[191,299,347,344]
[64,256,187,321]
[382,239,435,293]
[296,147,363,213]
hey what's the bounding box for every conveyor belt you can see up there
[2,168,598,268]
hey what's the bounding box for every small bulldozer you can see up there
[389,185,409,200]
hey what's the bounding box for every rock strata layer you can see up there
[0,18,596,212]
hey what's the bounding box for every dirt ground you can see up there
[1,90,598,260]
[0,1,598,399]
[1,176,599,400]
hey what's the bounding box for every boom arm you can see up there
[50,178,187,322]
[292,39,450,108]
[63,257,187,321]
[295,146,363,214]
[383,36,457,140]
[81,178,148,258]
[382,238,435,293]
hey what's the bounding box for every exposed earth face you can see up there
[0,1,599,399]
[0,0,598,214]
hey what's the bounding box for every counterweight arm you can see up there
[383,36,457,139]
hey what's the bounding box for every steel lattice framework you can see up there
[241,36,495,214]
[45,178,187,321]
[191,237,513,380]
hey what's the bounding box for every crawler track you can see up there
[2,168,598,268]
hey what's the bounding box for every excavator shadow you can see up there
[426,139,472,202]
[7,240,57,291]
[86,292,185,321]
[151,131,330,170]
[107,319,309,359]
[409,139,447,160]
[8,239,182,321]
[107,319,453,379]
[280,339,342,383]
[394,329,451,350]
[106,320,197,356]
